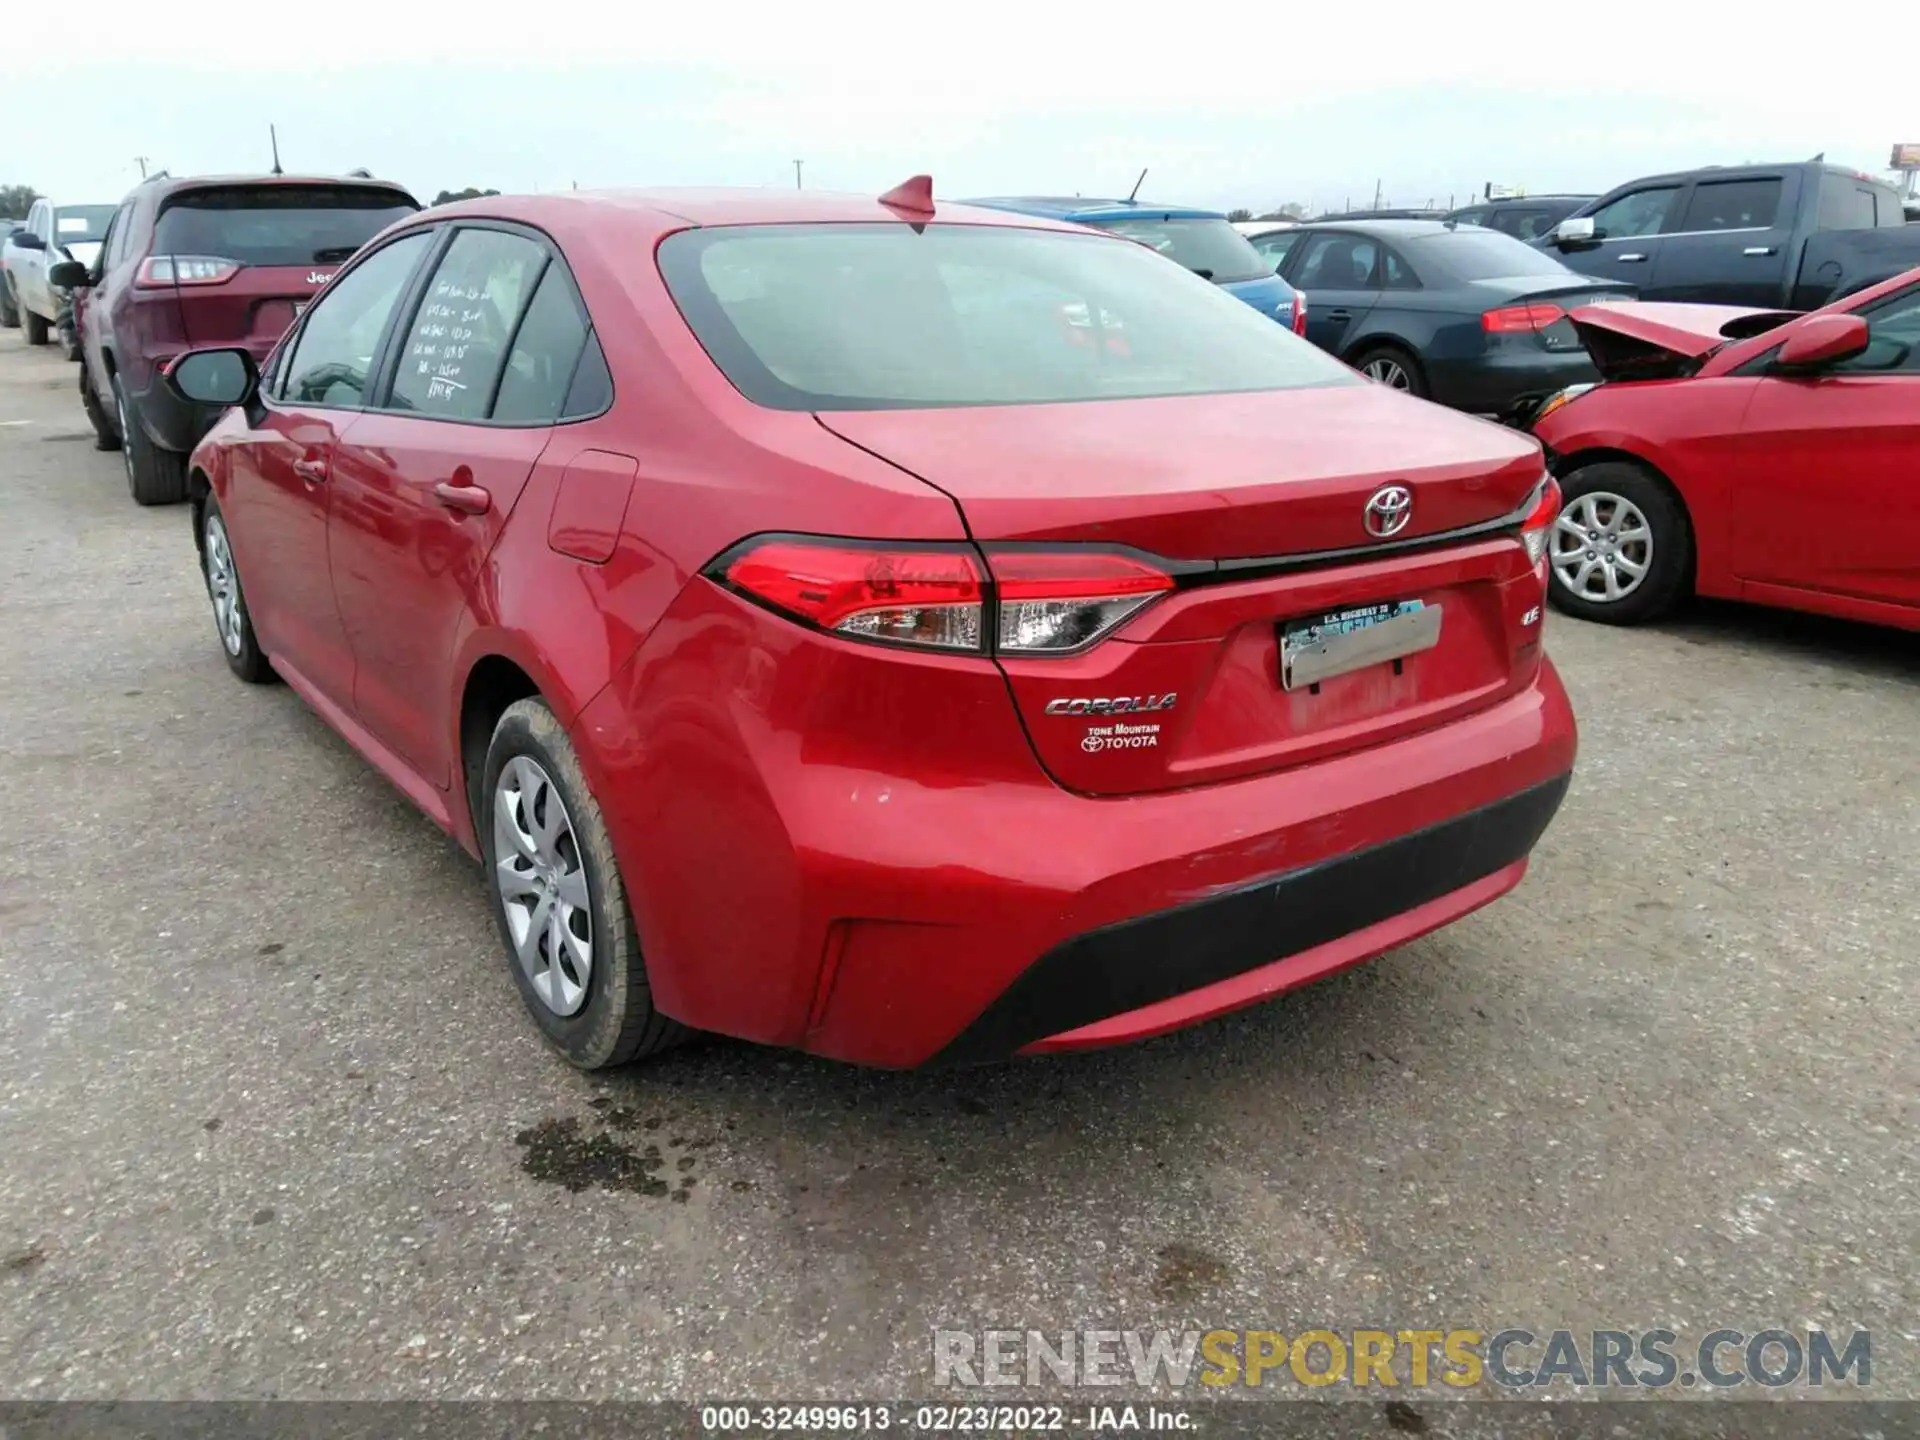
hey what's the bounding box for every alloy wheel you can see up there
[493,756,594,1017]
[1551,490,1653,603]
[1362,356,1411,390]
[203,512,245,657]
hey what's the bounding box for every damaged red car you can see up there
[168,182,1576,1068]
[1531,266,1920,628]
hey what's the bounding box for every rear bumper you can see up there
[1428,348,1598,419]
[577,578,1578,1068]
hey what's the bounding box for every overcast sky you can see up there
[6,0,1915,213]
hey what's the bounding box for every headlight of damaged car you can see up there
[1532,382,1599,426]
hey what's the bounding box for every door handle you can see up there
[1616,253,1647,262]
[1743,246,1778,257]
[1325,308,1353,321]
[433,481,491,516]
[291,456,327,484]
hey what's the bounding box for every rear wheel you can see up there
[23,308,49,345]
[199,496,273,683]
[113,374,188,505]
[79,360,121,450]
[1548,460,1693,625]
[1351,342,1426,398]
[482,698,687,1069]
[0,277,18,328]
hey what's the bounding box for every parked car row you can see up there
[1,196,114,355]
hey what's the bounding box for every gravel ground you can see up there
[1,330,1914,1408]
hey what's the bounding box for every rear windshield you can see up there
[657,223,1357,412]
[1409,229,1578,280]
[155,185,419,268]
[54,205,116,242]
[1089,217,1272,283]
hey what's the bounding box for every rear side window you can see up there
[154,186,418,268]
[389,228,547,421]
[1818,178,1878,230]
[491,265,594,424]
[1679,178,1783,232]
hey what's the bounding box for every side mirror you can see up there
[10,231,47,252]
[48,260,91,289]
[167,347,259,407]
[1552,217,1597,248]
[1773,313,1870,370]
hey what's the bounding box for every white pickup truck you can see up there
[1,198,115,351]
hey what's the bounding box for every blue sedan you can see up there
[962,196,1306,334]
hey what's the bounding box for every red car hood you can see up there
[1566,301,1799,381]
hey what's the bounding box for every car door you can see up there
[326,224,563,788]
[222,229,436,705]
[1728,283,1920,610]
[1283,231,1380,352]
[1549,185,1683,291]
[79,201,132,390]
[1647,173,1794,307]
[16,201,51,313]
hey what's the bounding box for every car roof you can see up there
[1295,218,1466,238]
[1466,195,1596,206]
[426,188,1095,236]
[961,196,1228,223]
[142,173,420,203]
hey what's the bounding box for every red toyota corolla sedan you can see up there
[168,182,1577,1069]
[1530,266,1920,629]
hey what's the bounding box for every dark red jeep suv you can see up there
[54,173,419,504]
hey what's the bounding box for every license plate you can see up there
[1280,600,1440,690]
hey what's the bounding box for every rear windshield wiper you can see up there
[312,246,359,264]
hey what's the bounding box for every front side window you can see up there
[280,231,433,407]
[1678,179,1783,233]
[389,228,548,420]
[1092,217,1271,283]
[53,205,115,245]
[1294,233,1380,290]
[658,223,1356,411]
[1251,231,1303,269]
[1589,187,1680,240]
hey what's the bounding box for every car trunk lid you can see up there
[820,384,1555,796]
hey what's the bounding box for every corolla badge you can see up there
[1363,484,1413,539]
[306,271,335,285]
[1043,695,1176,716]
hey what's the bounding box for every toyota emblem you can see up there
[1363,484,1413,539]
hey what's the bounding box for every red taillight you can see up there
[137,255,240,288]
[986,548,1174,654]
[1519,475,1561,566]
[1482,302,1566,334]
[1290,290,1309,336]
[714,538,1174,655]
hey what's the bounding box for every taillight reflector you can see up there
[1290,290,1309,336]
[1483,302,1566,334]
[714,538,1175,656]
[1519,475,1561,565]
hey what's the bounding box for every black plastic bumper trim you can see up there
[930,771,1571,1066]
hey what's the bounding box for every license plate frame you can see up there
[1280,599,1441,691]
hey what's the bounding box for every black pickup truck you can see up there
[1535,161,1920,310]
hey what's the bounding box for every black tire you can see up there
[79,360,121,451]
[23,308,49,345]
[0,278,17,328]
[1350,342,1427,398]
[197,495,274,683]
[481,698,687,1069]
[112,373,188,505]
[1547,459,1693,626]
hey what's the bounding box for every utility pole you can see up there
[1371,178,1383,210]
[794,159,804,190]
[269,124,283,177]
[134,156,150,179]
